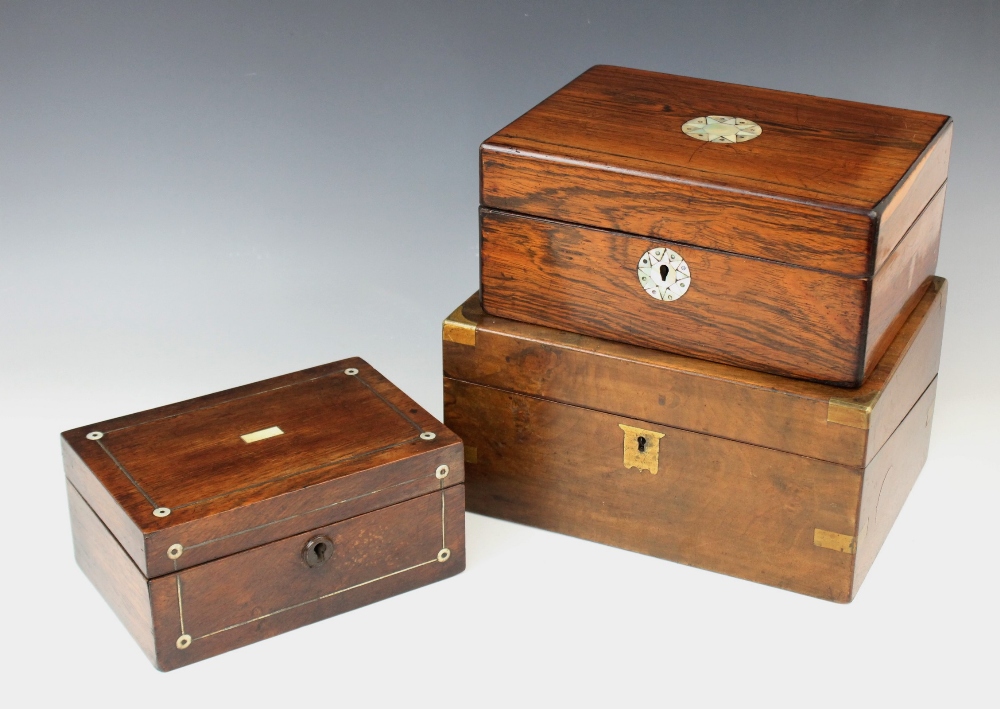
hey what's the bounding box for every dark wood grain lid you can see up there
[63,358,463,577]
[481,65,951,275]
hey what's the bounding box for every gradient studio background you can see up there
[2,2,997,706]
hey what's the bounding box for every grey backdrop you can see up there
[3,2,997,705]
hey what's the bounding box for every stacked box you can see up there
[447,65,950,600]
[444,281,944,602]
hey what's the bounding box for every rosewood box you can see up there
[480,65,951,386]
[64,358,465,670]
[443,278,946,602]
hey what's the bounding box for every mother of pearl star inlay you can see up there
[681,115,762,143]
[637,247,691,301]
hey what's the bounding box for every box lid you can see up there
[444,278,946,468]
[481,65,951,277]
[63,358,463,578]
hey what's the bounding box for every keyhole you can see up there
[303,535,333,567]
[659,264,669,281]
[637,436,647,453]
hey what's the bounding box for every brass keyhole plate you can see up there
[618,424,665,475]
[637,247,691,301]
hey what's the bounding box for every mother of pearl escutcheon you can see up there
[681,115,762,143]
[637,247,691,301]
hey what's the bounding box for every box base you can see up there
[69,481,465,670]
[445,377,935,602]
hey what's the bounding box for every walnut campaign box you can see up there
[64,358,465,670]
[443,279,946,602]
[480,65,951,386]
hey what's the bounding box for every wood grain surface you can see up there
[70,480,465,671]
[481,148,875,275]
[63,357,464,577]
[874,123,953,272]
[865,279,946,464]
[481,65,951,276]
[68,481,156,664]
[445,278,945,469]
[481,187,942,385]
[64,437,150,575]
[443,375,934,602]
[853,380,937,597]
[863,185,944,374]
[446,378,859,601]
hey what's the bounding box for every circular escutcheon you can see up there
[681,115,762,144]
[637,247,691,301]
[302,535,334,568]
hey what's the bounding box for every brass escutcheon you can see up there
[618,424,665,475]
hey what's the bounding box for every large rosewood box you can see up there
[480,65,951,386]
[64,358,465,670]
[443,279,946,602]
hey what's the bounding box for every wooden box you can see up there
[64,358,465,670]
[443,278,946,602]
[480,65,951,386]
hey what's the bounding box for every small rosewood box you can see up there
[64,358,465,670]
[480,65,951,385]
[444,279,946,602]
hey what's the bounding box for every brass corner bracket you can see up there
[442,306,478,346]
[827,392,881,430]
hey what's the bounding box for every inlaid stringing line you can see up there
[95,367,436,513]
[95,439,159,509]
[101,372,340,434]
[176,576,186,635]
[191,558,440,642]
[352,373,426,435]
[179,491,452,647]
